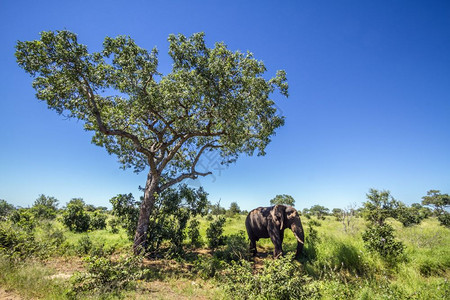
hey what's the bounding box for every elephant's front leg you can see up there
[269,229,283,258]
[249,238,257,256]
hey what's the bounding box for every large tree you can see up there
[15,30,288,253]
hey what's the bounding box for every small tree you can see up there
[227,202,241,217]
[206,216,226,250]
[270,194,295,206]
[362,189,399,225]
[16,31,288,253]
[89,210,107,230]
[309,205,329,220]
[422,190,450,227]
[332,208,343,221]
[63,198,91,232]
[396,203,425,227]
[361,189,404,262]
[110,193,140,238]
[0,199,15,221]
[187,219,202,248]
[31,194,59,220]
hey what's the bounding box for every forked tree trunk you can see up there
[133,171,159,254]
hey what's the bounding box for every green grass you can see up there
[0,255,69,299]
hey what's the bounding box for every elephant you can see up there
[245,205,304,258]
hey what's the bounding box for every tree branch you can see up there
[159,143,221,191]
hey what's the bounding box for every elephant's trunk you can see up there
[291,221,304,258]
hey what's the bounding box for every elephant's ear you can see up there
[271,205,285,230]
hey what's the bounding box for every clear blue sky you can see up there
[1,0,449,211]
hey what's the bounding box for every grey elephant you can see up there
[245,205,304,258]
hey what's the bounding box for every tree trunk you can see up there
[133,171,159,255]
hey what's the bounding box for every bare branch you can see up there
[160,143,222,191]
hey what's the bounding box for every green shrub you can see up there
[10,209,36,231]
[31,195,59,220]
[68,255,142,296]
[89,210,107,230]
[62,199,91,232]
[108,217,120,234]
[215,232,250,262]
[222,254,317,299]
[362,223,404,262]
[110,193,139,239]
[187,219,202,248]
[0,223,38,259]
[206,216,226,250]
[396,204,425,227]
[0,199,15,221]
[437,212,450,228]
[76,235,93,255]
[193,256,224,279]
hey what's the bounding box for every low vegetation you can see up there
[0,190,449,299]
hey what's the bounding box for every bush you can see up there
[221,254,317,299]
[215,232,250,262]
[108,217,120,234]
[193,256,224,279]
[187,219,202,248]
[0,222,37,259]
[110,193,139,239]
[362,223,404,262]
[437,212,450,228]
[62,198,91,232]
[31,195,59,220]
[206,216,226,250]
[89,210,107,230]
[396,204,425,227]
[69,255,142,296]
[10,209,36,231]
[0,199,15,220]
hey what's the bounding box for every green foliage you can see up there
[332,208,343,221]
[31,194,59,220]
[209,201,226,216]
[396,203,426,227]
[10,208,36,231]
[147,184,208,257]
[227,202,241,217]
[437,212,450,228]
[362,189,399,225]
[89,210,107,230]
[221,255,317,300]
[62,198,91,232]
[362,223,404,262]
[110,193,139,238]
[193,256,224,279]
[108,217,120,234]
[0,222,37,259]
[206,216,226,250]
[422,190,450,227]
[270,194,295,206]
[187,219,202,248]
[0,199,15,220]
[361,189,405,263]
[69,255,142,296]
[309,205,330,220]
[15,28,288,192]
[215,232,250,262]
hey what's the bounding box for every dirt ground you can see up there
[0,287,22,300]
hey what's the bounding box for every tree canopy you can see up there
[270,194,295,206]
[16,30,288,252]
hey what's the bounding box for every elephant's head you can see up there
[271,205,305,257]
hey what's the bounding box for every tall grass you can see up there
[0,255,68,299]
